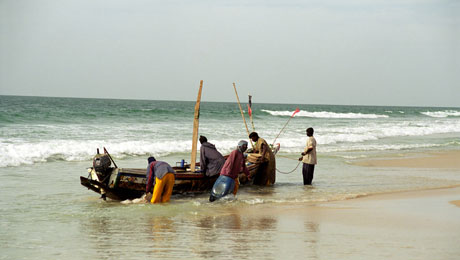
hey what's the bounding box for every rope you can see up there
[276,160,301,174]
[275,154,299,161]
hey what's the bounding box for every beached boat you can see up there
[80,151,273,200]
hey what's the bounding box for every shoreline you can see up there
[229,185,460,259]
[221,150,460,258]
[352,149,460,169]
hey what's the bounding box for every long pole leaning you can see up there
[233,83,254,149]
[271,116,293,147]
[272,108,300,146]
[190,80,203,172]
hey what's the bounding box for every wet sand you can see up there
[353,150,460,168]
[225,186,460,259]
[219,150,460,259]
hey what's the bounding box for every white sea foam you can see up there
[2,119,459,167]
[1,113,459,167]
[0,138,248,167]
[262,109,389,119]
[420,110,460,118]
[270,119,460,153]
[321,143,451,153]
[121,196,146,204]
[243,198,265,205]
[0,139,196,167]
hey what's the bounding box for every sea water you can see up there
[1,95,459,259]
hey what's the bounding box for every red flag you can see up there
[291,107,300,117]
[247,104,252,117]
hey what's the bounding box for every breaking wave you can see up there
[2,124,459,168]
[0,139,241,168]
[420,110,460,118]
[262,109,389,119]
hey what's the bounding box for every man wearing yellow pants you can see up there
[145,157,175,204]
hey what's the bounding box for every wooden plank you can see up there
[190,80,203,172]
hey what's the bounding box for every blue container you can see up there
[209,175,235,202]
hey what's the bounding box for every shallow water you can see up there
[1,154,459,259]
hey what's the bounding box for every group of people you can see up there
[144,128,317,204]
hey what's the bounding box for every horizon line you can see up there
[0,94,459,109]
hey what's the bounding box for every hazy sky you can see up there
[1,0,459,106]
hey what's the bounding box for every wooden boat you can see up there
[80,153,266,201]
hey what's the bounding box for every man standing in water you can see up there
[249,132,276,185]
[145,157,176,203]
[299,127,317,185]
[199,135,225,177]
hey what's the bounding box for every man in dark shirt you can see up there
[199,135,225,176]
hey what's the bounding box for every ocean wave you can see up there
[2,118,459,167]
[0,139,240,168]
[262,109,389,119]
[274,141,459,154]
[272,119,460,149]
[420,110,460,118]
[322,142,456,153]
[2,125,459,168]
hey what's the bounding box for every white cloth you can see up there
[302,136,317,165]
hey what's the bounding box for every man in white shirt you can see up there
[299,127,317,185]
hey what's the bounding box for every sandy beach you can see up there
[353,150,460,169]
[216,150,460,259]
[225,185,460,259]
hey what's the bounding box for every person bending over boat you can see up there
[209,140,251,202]
[249,132,276,185]
[145,157,176,204]
[199,135,225,177]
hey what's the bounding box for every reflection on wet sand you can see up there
[150,216,176,243]
[144,208,280,259]
[303,221,319,259]
[81,203,324,260]
[194,212,277,259]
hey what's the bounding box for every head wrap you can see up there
[237,140,248,153]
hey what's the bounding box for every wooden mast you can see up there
[190,80,203,172]
[233,83,254,149]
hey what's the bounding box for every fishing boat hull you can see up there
[80,163,260,201]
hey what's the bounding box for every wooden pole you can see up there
[190,80,203,172]
[271,116,293,147]
[272,108,300,146]
[233,83,254,149]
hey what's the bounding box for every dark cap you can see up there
[148,156,156,164]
